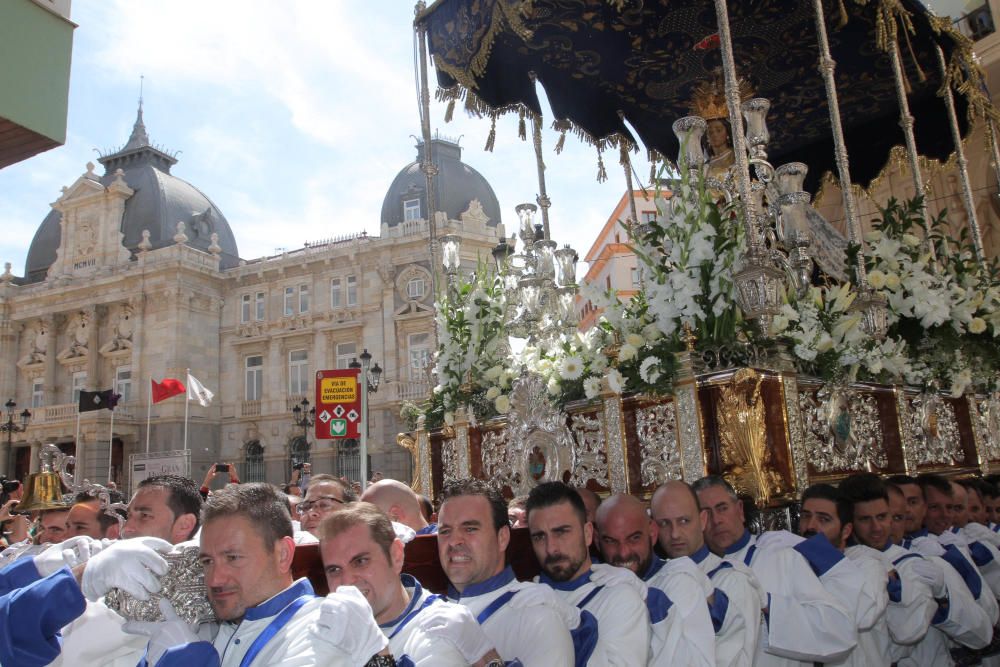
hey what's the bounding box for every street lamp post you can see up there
[0,400,31,478]
[290,397,315,472]
[349,350,382,490]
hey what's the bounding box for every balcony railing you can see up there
[242,400,262,417]
[30,402,136,424]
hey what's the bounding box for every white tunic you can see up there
[539,569,650,666]
[907,529,1000,627]
[720,530,857,666]
[828,545,890,666]
[641,556,715,667]
[446,566,574,667]
[380,575,470,667]
[690,544,763,667]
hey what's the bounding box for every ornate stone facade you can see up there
[0,118,503,488]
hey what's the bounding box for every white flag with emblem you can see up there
[187,373,214,407]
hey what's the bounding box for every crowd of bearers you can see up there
[5,466,1000,666]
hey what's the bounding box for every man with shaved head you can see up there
[595,492,715,666]
[651,480,763,666]
[692,475,857,666]
[361,478,435,535]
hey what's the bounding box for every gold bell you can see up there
[17,472,67,512]
[16,444,71,513]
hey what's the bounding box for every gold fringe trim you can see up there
[597,149,608,183]
[518,107,527,140]
[444,98,455,123]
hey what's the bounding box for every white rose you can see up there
[619,343,638,361]
[547,377,560,395]
[902,233,920,247]
[494,395,511,414]
[484,365,502,381]
[884,273,900,290]
[970,317,987,335]
[626,333,645,348]
[867,270,886,290]
[642,323,662,342]
[863,230,882,243]
[606,369,624,394]
[769,314,789,336]
[485,386,501,400]
[444,411,455,426]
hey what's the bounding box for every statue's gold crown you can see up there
[689,75,753,121]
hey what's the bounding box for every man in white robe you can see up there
[320,500,500,666]
[130,483,389,667]
[692,475,856,666]
[527,481,650,666]
[595,492,715,667]
[651,480,763,667]
[797,481,891,666]
[437,478,575,666]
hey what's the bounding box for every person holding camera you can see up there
[0,479,29,549]
[199,462,240,499]
[289,461,312,493]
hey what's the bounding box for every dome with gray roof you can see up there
[23,105,239,283]
[380,136,501,228]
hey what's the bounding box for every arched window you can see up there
[244,440,265,483]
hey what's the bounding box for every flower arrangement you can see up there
[858,197,1000,395]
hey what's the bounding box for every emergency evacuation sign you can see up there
[315,368,362,439]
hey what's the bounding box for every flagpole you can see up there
[183,368,190,451]
[108,407,115,485]
[74,410,81,487]
[146,378,152,454]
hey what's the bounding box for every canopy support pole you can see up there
[934,44,985,264]
[711,0,762,247]
[530,111,553,240]
[621,155,644,288]
[887,39,938,263]
[415,8,440,296]
[809,0,870,286]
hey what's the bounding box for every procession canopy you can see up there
[416,0,988,194]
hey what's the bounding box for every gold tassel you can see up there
[485,117,497,152]
[518,108,527,141]
[597,150,608,183]
[619,143,630,167]
[836,0,849,29]
[553,120,571,154]
[444,99,455,123]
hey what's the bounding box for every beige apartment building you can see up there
[0,108,503,488]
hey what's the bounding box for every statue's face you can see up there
[707,120,729,149]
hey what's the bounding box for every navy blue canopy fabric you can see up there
[418,0,977,194]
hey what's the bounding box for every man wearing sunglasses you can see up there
[298,474,357,537]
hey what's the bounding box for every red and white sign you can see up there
[315,368,361,439]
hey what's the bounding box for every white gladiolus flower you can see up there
[606,369,624,394]
[584,376,602,399]
[495,395,511,414]
[619,343,638,361]
[485,386,501,400]
[559,355,585,381]
[639,356,662,384]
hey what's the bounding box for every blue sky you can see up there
[0,1,628,277]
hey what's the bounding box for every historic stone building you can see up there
[0,106,504,488]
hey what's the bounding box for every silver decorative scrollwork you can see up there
[674,382,706,482]
[569,412,609,488]
[601,394,629,493]
[974,393,1000,465]
[480,429,520,492]
[441,436,460,485]
[105,546,215,624]
[798,384,886,473]
[906,392,964,466]
[636,403,681,486]
[782,374,809,491]
[501,372,576,496]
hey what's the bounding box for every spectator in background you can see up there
[199,463,239,499]
[418,494,435,524]
[362,479,436,535]
[507,495,528,529]
[290,461,312,493]
[67,488,126,540]
[298,473,357,536]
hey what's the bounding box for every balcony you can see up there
[29,402,136,425]
[241,400,262,417]
[381,381,431,403]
